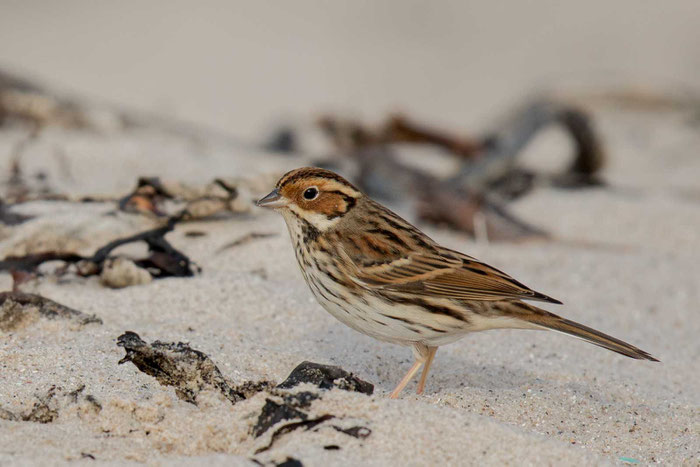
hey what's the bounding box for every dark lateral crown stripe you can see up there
[278,167,359,191]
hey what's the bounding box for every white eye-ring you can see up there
[303,186,319,200]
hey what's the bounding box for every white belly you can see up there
[300,258,472,346]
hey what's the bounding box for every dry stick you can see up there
[383,114,483,159]
[319,98,606,242]
[447,99,605,195]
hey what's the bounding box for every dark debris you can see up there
[0,217,199,283]
[251,391,320,438]
[0,252,84,274]
[332,425,372,439]
[254,414,336,454]
[275,457,304,467]
[90,217,198,278]
[116,331,262,405]
[118,177,173,217]
[277,361,374,395]
[118,176,246,222]
[115,333,373,454]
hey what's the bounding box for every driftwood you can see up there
[317,98,605,241]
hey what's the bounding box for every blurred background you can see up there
[1,0,699,139]
[0,4,698,464]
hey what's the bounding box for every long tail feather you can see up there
[509,302,659,361]
[538,317,659,361]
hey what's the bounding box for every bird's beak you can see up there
[256,188,289,209]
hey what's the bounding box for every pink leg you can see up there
[389,359,424,399]
[416,346,438,395]
[389,344,432,399]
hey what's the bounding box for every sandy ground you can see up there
[0,2,699,466]
[0,103,697,466]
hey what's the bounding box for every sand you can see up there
[0,104,696,466]
[0,2,699,465]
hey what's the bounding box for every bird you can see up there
[256,167,658,398]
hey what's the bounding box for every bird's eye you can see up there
[303,187,319,200]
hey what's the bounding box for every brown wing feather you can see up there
[337,200,561,304]
[353,249,561,303]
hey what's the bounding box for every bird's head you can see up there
[257,167,361,231]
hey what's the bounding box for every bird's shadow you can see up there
[298,323,587,396]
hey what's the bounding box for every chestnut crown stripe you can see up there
[277,167,360,192]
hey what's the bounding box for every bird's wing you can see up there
[340,242,561,304]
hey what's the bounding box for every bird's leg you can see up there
[416,346,438,395]
[389,360,424,399]
[389,344,429,399]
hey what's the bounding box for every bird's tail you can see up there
[509,302,659,361]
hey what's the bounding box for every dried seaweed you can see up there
[331,425,372,439]
[277,361,374,395]
[0,217,198,283]
[89,217,198,278]
[117,176,249,221]
[251,392,319,437]
[116,336,377,406]
[118,177,173,216]
[253,412,372,454]
[254,414,336,454]
[116,333,372,455]
[0,252,84,273]
[116,331,265,405]
[251,364,373,452]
